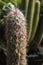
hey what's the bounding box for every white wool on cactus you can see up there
[5,5,27,65]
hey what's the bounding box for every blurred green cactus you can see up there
[29,0,40,42]
[27,0,36,41]
[24,0,43,47]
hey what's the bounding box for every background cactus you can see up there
[32,12,43,46]
[27,0,36,41]
[29,0,43,47]
[29,0,40,42]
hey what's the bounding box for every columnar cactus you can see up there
[32,12,43,46]
[25,0,29,17]
[29,0,40,42]
[4,3,27,65]
[29,0,43,46]
[27,0,35,41]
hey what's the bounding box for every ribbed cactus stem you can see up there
[32,13,43,46]
[25,0,29,17]
[5,8,27,65]
[29,0,40,42]
[27,0,35,41]
[28,0,43,47]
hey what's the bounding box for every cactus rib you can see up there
[29,0,40,42]
[27,0,35,41]
[32,15,43,46]
[25,0,29,18]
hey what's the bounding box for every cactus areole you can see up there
[4,3,27,65]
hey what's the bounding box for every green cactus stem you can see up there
[34,19,43,46]
[4,3,27,65]
[25,0,29,17]
[32,14,43,46]
[27,0,35,41]
[29,0,40,42]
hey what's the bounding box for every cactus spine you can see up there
[27,0,35,41]
[29,0,40,42]
[5,3,27,65]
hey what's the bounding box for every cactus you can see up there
[0,0,43,65]
[4,3,27,65]
[29,0,40,42]
[25,0,29,17]
[32,14,43,46]
[29,0,43,47]
[27,0,35,41]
